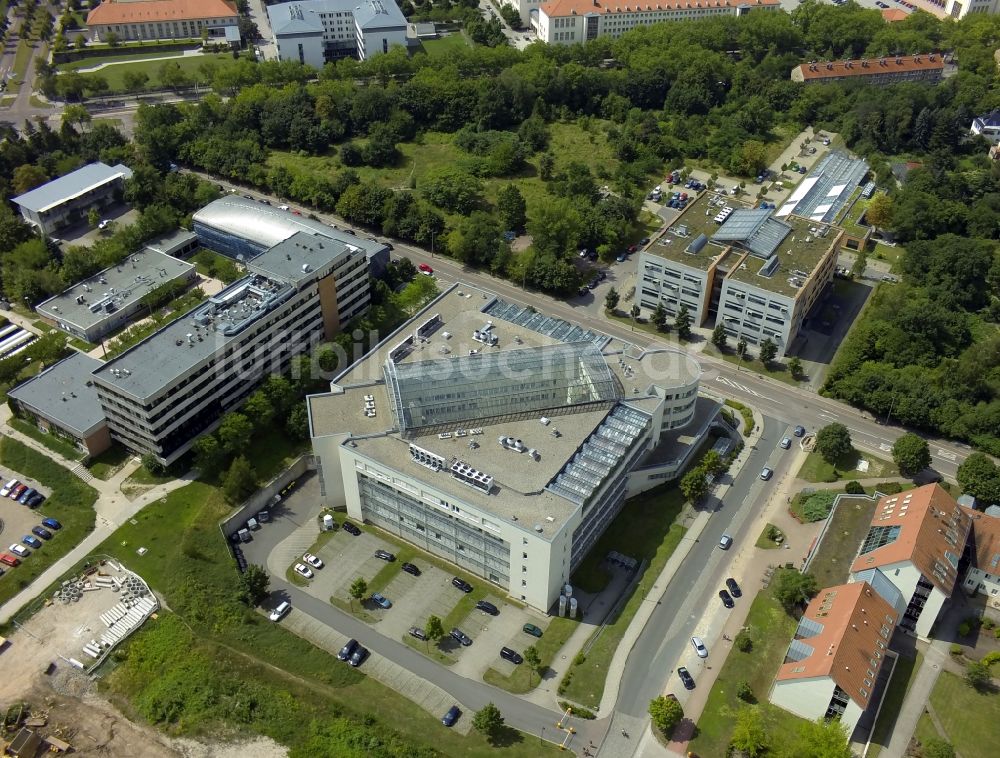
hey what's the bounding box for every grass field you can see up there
[928,670,1000,758]
[688,571,806,758]
[866,651,923,758]
[11,39,33,84]
[419,34,471,56]
[86,444,133,480]
[804,493,875,589]
[7,417,85,462]
[755,522,785,550]
[560,484,687,708]
[0,436,98,607]
[797,449,897,483]
[57,49,199,73]
[75,53,234,93]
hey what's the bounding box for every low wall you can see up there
[220,454,314,538]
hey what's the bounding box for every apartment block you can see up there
[791,54,944,85]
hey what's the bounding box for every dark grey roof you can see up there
[712,209,791,259]
[12,162,133,213]
[8,352,107,435]
[251,231,363,285]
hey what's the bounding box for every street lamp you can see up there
[884,394,898,426]
[431,229,435,259]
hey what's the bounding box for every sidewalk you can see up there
[880,639,949,758]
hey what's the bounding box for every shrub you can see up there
[735,630,753,653]
[557,670,572,695]
[559,701,597,719]
[958,621,972,637]
[876,481,903,495]
[950,644,963,656]
[983,618,995,631]
[844,480,865,495]
[766,525,782,542]
[799,491,837,522]
[573,652,587,666]
[995,627,1000,640]
[981,650,1000,666]
[736,681,754,702]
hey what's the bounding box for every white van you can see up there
[269,601,290,622]
[247,517,260,531]
[0,479,19,497]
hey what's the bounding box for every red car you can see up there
[10,484,27,500]
[418,263,434,275]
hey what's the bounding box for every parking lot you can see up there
[0,470,53,568]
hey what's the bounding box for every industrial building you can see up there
[11,162,133,237]
[309,283,714,612]
[36,249,197,343]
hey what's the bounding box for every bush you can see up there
[573,652,586,666]
[798,491,837,522]
[844,480,865,495]
[736,681,754,702]
[958,621,972,637]
[735,630,753,653]
[951,644,963,656]
[982,618,995,631]
[981,650,1000,666]
[876,481,903,495]
[558,701,596,719]
[995,627,1000,640]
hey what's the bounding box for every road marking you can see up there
[879,443,892,452]
[819,411,840,420]
[936,448,957,462]
[714,376,764,398]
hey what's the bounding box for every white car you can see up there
[691,636,708,658]
[293,563,314,579]
[269,601,290,621]
[98,219,110,230]
[0,479,17,497]
[9,544,29,558]
[303,553,324,569]
[278,204,289,211]
[719,534,733,550]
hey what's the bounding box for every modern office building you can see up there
[87,0,239,42]
[971,110,1000,144]
[309,283,710,612]
[637,191,841,357]
[93,232,371,464]
[267,0,407,67]
[36,250,197,343]
[8,352,112,457]
[498,0,544,27]
[193,196,390,278]
[11,162,133,237]
[850,484,972,639]
[898,0,1000,20]
[791,54,944,85]
[770,581,899,738]
[535,0,779,45]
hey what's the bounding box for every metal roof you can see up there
[353,0,407,29]
[712,209,792,259]
[483,300,609,348]
[12,162,133,214]
[8,352,107,436]
[775,151,869,223]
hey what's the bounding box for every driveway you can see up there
[451,599,526,678]
[378,565,452,639]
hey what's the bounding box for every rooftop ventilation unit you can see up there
[450,460,494,493]
[499,436,526,452]
[409,444,445,471]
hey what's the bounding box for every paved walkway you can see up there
[880,639,949,758]
[73,47,208,74]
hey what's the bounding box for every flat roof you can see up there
[36,250,195,332]
[143,229,198,256]
[775,151,869,224]
[641,191,738,271]
[251,232,363,286]
[12,162,133,214]
[8,352,107,436]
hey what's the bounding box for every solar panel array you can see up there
[788,151,870,223]
[484,300,609,348]
[712,210,793,259]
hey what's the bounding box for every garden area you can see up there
[796,448,896,484]
[802,492,876,589]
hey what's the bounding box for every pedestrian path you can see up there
[880,639,949,758]
[72,47,208,74]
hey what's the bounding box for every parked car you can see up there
[27,493,44,508]
[452,577,473,593]
[371,593,392,609]
[760,467,773,481]
[269,601,290,621]
[31,526,53,541]
[418,263,434,275]
[0,479,17,497]
[450,628,473,647]
[9,544,29,558]
[278,204,290,211]
[409,626,427,641]
[303,553,323,569]
[780,437,791,450]
[691,636,708,658]
[523,623,543,638]
[726,578,742,598]
[342,521,362,536]
[0,554,20,567]
[719,534,733,550]
[22,535,42,549]
[401,562,421,576]
[293,563,314,579]
[615,252,627,263]
[17,488,36,504]
[349,646,369,667]
[442,705,461,727]
[41,518,61,530]
[500,647,523,664]
[10,484,27,500]
[375,549,396,562]
[338,639,359,661]
[678,667,695,690]
[246,517,259,531]
[719,589,735,609]
[794,425,806,437]
[476,600,499,616]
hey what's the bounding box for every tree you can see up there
[218,412,254,455]
[815,423,853,465]
[892,433,931,477]
[538,152,555,180]
[12,164,49,195]
[192,434,225,477]
[785,717,852,758]
[243,390,276,432]
[865,193,894,233]
[420,167,482,214]
[496,184,526,232]
[788,356,803,380]
[472,703,505,743]
[140,453,165,476]
[965,659,991,692]
[239,564,270,606]
[701,449,726,477]
[222,455,256,504]
[159,60,192,90]
[523,645,542,685]
[122,70,149,92]
[922,737,955,758]
[349,577,368,610]
[604,287,620,313]
[772,569,818,613]
[956,453,1000,505]
[680,467,708,502]
[648,695,683,736]
[759,338,777,367]
[675,305,692,341]
[630,304,640,321]
[711,322,728,350]
[424,614,445,651]
[105,31,120,47]
[850,248,867,280]
[87,207,100,228]
[730,705,767,758]
[62,103,91,130]
[736,337,749,357]
[652,302,667,332]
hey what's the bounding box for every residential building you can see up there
[770,582,899,738]
[92,232,371,464]
[87,0,239,42]
[902,0,1000,21]
[960,507,1000,603]
[499,0,544,26]
[192,195,390,278]
[36,250,197,343]
[850,484,972,638]
[8,352,112,457]
[11,162,133,237]
[267,0,407,67]
[791,54,944,85]
[535,0,779,45]
[309,284,711,612]
[971,110,1000,144]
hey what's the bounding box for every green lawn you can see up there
[755,522,785,550]
[0,436,98,607]
[804,493,875,589]
[483,616,578,694]
[560,485,687,708]
[704,343,805,386]
[11,39,33,84]
[7,417,85,462]
[86,444,133,480]
[796,449,897,483]
[688,572,806,758]
[866,651,923,758]
[57,48,199,72]
[76,53,235,93]
[928,670,1000,758]
[419,33,471,56]
[191,248,244,284]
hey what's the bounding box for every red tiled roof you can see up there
[540,0,780,16]
[963,507,1000,575]
[850,484,971,596]
[87,0,238,26]
[776,582,897,709]
[881,8,908,21]
[795,54,943,81]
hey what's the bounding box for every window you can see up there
[860,687,869,698]
[523,552,528,559]
[864,678,872,687]
[522,579,527,586]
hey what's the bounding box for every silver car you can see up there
[691,636,708,658]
